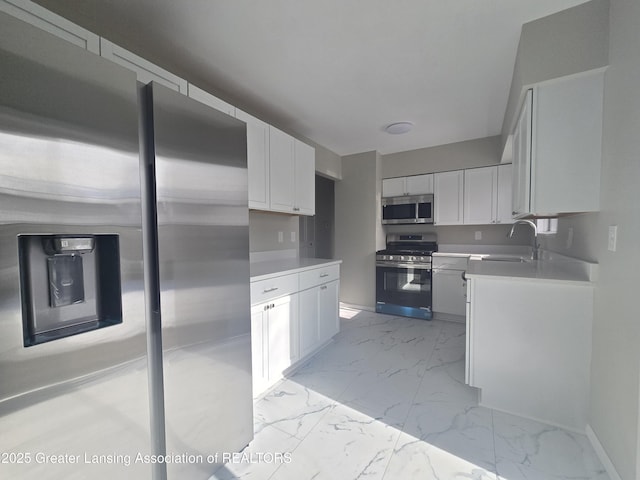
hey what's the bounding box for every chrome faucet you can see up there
[508,219,540,260]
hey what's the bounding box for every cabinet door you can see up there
[187,84,235,116]
[406,174,434,195]
[382,178,405,197]
[463,166,497,225]
[100,39,188,93]
[496,164,513,224]
[512,90,532,218]
[318,280,339,344]
[298,287,319,359]
[236,109,270,210]
[294,139,315,215]
[269,126,295,213]
[250,305,268,397]
[266,295,293,384]
[0,0,100,53]
[433,270,466,316]
[434,170,464,225]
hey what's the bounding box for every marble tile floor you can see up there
[211,307,609,480]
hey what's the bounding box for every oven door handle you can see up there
[376,262,432,271]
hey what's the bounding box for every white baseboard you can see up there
[586,424,622,480]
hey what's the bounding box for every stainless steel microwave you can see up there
[382,194,434,224]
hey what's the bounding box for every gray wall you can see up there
[381,136,501,178]
[314,143,342,180]
[334,151,381,308]
[501,0,609,147]
[249,211,299,254]
[529,0,640,478]
[385,223,532,247]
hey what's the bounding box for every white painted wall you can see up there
[381,136,500,178]
[501,0,609,148]
[249,211,299,254]
[334,151,380,308]
[528,0,640,478]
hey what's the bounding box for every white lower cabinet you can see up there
[318,280,339,345]
[251,294,298,397]
[465,275,594,431]
[299,279,340,359]
[250,263,340,397]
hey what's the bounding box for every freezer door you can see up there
[145,82,252,478]
[0,13,150,480]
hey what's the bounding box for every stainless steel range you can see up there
[375,233,438,320]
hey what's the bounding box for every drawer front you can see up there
[251,273,298,305]
[299,264,340,291]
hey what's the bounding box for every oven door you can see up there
[375,261,432,319]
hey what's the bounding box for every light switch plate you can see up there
[278,231,284,243]
[474,231,482,241]
[290,231,296,242]
[607,225,617,252]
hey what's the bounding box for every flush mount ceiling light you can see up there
[385,121,414,135]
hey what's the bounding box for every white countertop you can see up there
[465,253,597,285]
[250,258,342,282]
[432,244,597,284]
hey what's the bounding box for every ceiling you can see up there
[37,0,590,156]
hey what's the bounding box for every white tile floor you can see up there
[211,307,610,480]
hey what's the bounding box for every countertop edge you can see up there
[250,259,342,282]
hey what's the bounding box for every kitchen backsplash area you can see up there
[249,210,300,254]
[384,223,532,246]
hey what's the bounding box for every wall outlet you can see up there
[566,227,574,249]
[608,225,618,252]
[278,231,284,243]
[474,231,482,241]
[290,231,296,242]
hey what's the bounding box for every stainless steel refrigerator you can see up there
[0,12,252,480]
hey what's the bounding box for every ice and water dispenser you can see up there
[19,234,123,346]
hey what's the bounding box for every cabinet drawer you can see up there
[299,264,340,291]
[251,273,298,305]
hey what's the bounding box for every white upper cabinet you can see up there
[268,126,315,216]
[512,90,533,218]
[512,70,604,217]
[187,84,235,116]
[268,126,296,213]
[463,165,513,225]
[100,39,188,94]
[463,166,497,225]
[236,109,270,210]
[496,163,513,224]
[382,177,405,197]
[434,170,464,225]
[0,0,99,53]
[382,174,433,197]
[405,174,434,195]
[294,139,315,216]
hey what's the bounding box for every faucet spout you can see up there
[508,220,539,260]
